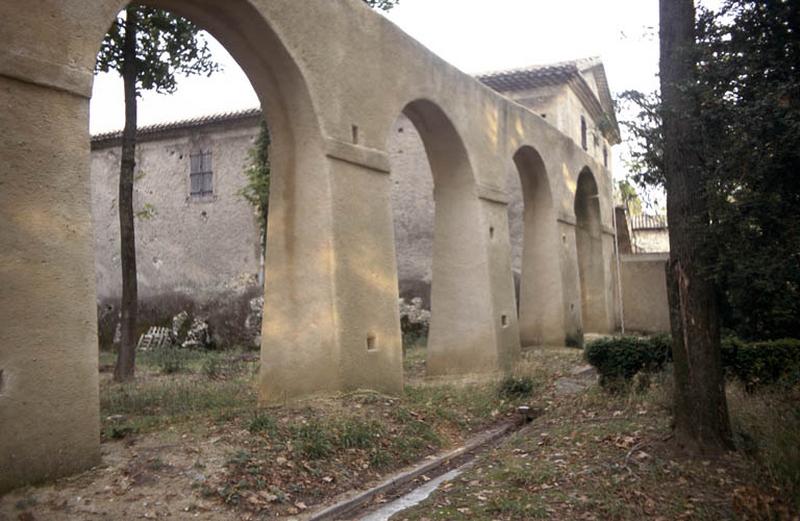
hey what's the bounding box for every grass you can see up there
[397,361,800,521]
[41,345,798,520]
[99,348,257,437]
[96,345,573,518]
[728,381,800,510]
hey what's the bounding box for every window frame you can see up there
[189,150,214,199]
[580,115,588,151]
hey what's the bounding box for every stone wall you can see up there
[91,118,263,301]
[632,229,670,253]
[387,115,435,306]
[90,117,264,346]
[620,253,670,333]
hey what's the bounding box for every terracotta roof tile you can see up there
[91,107,262,144]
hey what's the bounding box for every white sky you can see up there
[89,0,706,203]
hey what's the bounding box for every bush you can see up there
[584,336,671,389]
[722,338,800,390]
[497,376,536,399]
[586,335,800,391]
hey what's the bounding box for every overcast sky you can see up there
[89,0,688,196]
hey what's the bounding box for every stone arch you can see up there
[0,0,333,492]
[512,146,564,346]
[95,1,337,403]
[574,167,608,333]
[388,99,497,376]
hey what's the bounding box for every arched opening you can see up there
[0,0,327,491]
[574,167,608,333]
[388,99,494,376]
[387,112,434,372]
[508,146,563,346]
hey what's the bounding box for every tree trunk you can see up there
[114,7,139,382]
[659,0,733,453]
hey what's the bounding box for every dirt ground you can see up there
[392,371,800,520]
[2,347,796,521]
[0,429,235,520]
[0,347,564,521]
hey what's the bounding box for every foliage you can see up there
[584,336,672,390]
[618,0,800,340]
[616,179,643,216]
[497,375,536,400]
[722,338,800,391]
[240,121,271,243]
[95,7,220,93]
[586,335,800,392]
[363,0,400,11]
[617,89,664,189]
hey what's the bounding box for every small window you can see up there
[190,151,213,198]
[603,147,608,168]
[580,116,588,151]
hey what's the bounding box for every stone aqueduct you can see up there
[0,0,617,491]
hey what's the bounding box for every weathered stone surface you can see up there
[0,0,619,492]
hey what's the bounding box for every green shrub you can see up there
[722,338,800,390]
[587,335,800,392]
[584,336,671,389]
[497,376,536,399]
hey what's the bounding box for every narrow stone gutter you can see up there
[307,409,538,521]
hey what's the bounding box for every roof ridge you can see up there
[474,56,598,79]
[91,106,262,140]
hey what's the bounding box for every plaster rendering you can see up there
[0,0,619,492]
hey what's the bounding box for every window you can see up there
[603,146,608,168]
[580,116,588,151]
[190,151,213,197]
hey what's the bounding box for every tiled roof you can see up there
[477,57,620,145]
[91,107,262,145]
[630,214,668,230]
[476,57,599,92]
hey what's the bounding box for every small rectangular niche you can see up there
[489,226,495,239]
[501,315,509,328]
[366,333,378,352]
[0,369,4,395]
[352,125,360,144]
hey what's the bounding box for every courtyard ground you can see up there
[0,346,797,520]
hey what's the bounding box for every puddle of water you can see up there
[358,463,472,521]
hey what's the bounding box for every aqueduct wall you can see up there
[0,0,616,491]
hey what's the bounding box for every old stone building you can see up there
[628,214,669,253]
[90,57,621,345]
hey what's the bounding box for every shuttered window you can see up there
[580,116,588,151]
[190,151,213,197]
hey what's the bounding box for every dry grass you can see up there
[395,363,800,521]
